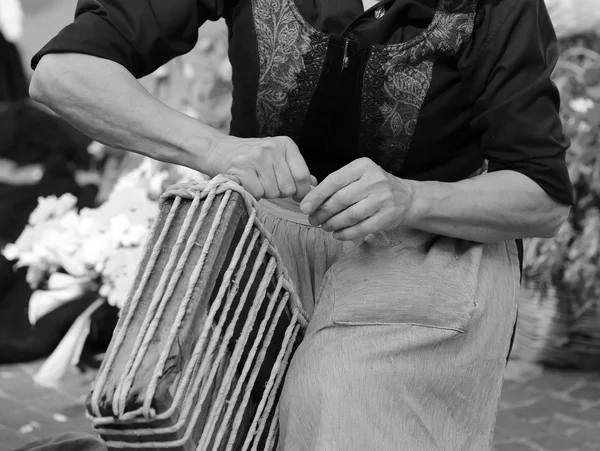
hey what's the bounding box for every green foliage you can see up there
[524,34,600,309]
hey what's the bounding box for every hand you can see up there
[208,135,317,201]
[299,158,415,241]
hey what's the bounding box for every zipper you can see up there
[342,39,349,69]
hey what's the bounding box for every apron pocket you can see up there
[331,234,482,334]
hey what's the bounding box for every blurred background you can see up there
[0,1,600,450]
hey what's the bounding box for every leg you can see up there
[278,232,520,451]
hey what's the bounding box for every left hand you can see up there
[299,158,415,241]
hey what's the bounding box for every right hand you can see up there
[208,135,317,201]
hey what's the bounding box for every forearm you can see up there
[29,53,222,173]
[403,170,570,243]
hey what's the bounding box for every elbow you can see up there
[537,204,570,238]
[29,73,45,104]
[29,54,66,107]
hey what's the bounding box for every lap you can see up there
[278,231,520,451]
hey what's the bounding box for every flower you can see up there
[2,243,19,261]
[0,0,24,43]
[569,98,595,114]
[29,193,78,226]
[87,141,107,158]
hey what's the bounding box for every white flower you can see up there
[569,98,595,114]
[109,214,131,235]
[578,121,592,133]
[76,216,95,237]
[0,0,24,43]
[2,243,20,261]
[147,170,169,198]
[87,141,107,158]
[29,194,77,225]
[59,210,81,230]
[81,234,111,268]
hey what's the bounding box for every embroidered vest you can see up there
[228,0,477,180]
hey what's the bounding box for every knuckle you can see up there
[280,136,294,146]
[294,170,311,184]
[280,184,296,197]
[280,136,298,150]
[261,138,278,150]
[262,183,280,199]
[315,202,329,215]
[348,209,362,222]
[357,157,373,168]
[240,145,263,161]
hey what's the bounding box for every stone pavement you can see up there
[0,360,598,450]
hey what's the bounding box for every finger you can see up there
[307,180,367,227]
[332,212,387,242]
[258,164,282,199]
[300,161,364,215]
[283,138,313,201]
[321,197,379,232]
[294,176,318,202]
[232,170,264,200]
[272,154,297,198]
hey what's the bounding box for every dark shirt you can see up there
[32,0,574,205]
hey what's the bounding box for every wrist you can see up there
[174,121,227,176]
[400,179,431,228]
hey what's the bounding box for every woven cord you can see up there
[223,291,291,451]
[113,192,209,416]
[131,209,259,423]
[212,279,286,449]
[241,314,301,451]
[140,190,234,417]
[88,175,307,451]
[89,197,182,418]
[190,239,271,445]
[250,323,300,451]
[197,256,278,449]
[165,175,307,327]
[157,228,262,436]
[265,404,281,450]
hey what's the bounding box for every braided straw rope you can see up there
[87,175,307,450]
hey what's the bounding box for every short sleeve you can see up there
[460,0,574,206]
[31,0,227,78]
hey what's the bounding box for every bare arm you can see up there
[301,159,569,243]
[30,53,223,174]
[403,170,570,242]
[30,52,316,200]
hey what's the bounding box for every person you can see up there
[0,9,28,102]
[25,0,573,449]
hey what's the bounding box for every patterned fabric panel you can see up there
[360,0,477,173]
[252,0,329,138]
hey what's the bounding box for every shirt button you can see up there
[374,5,385,19]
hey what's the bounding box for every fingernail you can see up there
[300,202,311,214]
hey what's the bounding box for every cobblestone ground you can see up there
[0,360,598,450]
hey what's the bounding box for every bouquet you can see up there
[2,159,202,385]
